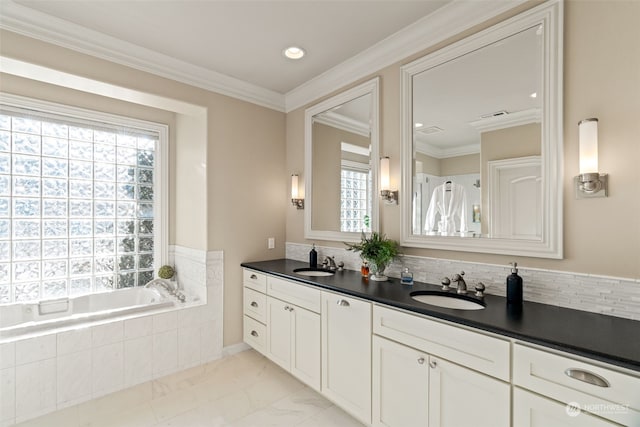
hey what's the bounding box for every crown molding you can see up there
[415,140,480,159]
[469,108,542,133]
[313,111,370,137]
[0,0,286,112]
[0,0,527,114]
[284,0,527,112]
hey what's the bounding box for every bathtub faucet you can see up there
[145,279,186,302]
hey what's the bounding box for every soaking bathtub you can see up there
[0,287,174,340]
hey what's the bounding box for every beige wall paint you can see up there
[311,122,341,231]
[0,30,287,346]
[415,152,441,176]
[286,0,640,280]
[441,153,480,176]
[414,152,479,176]
[311,122,370,231]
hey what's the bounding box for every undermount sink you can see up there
[410,291,485,310]
[293,268,335,277]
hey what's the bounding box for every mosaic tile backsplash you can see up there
[286,242,640,321]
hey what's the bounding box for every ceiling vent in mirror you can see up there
[415,125,443,135]
[480,110,509,119]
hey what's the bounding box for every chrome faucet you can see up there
[322,256,337,271]
[451,271,467,294]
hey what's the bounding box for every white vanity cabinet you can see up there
[266,295,321,390]
[243,267,640,427]
[513,388,620,427]
[513,343,639,426]
[265,276,321,391]
[321,291,372,425]
[372,305,510,427]
[373,335,430,427]
[243,269,321,391]
[242,269,267,354]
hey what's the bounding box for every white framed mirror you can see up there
[400,1,563,258]
[305,77,380,242]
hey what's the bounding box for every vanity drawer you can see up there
[513,343,640,426]
[373,305,510,381]
[266,276,321,313]
[243,269,267,293]
[243,286,267,323]
[243,315,266,354]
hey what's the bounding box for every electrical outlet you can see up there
[268,237,275,249]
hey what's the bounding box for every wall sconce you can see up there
[379,157,398,204]
[291,174,304,209]
[575,118,608,198]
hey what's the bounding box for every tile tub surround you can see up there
[0,247,224,426]
[286,242,640,321]
[9,349,363,427]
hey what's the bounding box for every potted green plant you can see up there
[346,232,399,281]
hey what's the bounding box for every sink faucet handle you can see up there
[441,277,451,291]
[475,282,486,298]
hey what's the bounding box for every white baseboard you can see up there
[222,342,251,357]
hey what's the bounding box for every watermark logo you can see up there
[566,402,581,417]
[566,401,629,417]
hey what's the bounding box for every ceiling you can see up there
[8,0,449,94]
[413,24,542,156]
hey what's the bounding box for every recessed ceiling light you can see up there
[530,92,537,98]
[415,123,423,128]
[283,46,305,60]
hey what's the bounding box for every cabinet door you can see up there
[266,296,292,371]
[429,357,509,427]
[290,304,321,391]
[513,388,620,427]
[372,336,429,427]
[322,292,372,425]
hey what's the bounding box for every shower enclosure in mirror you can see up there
[305,78,380,242]
[400,1,563,258]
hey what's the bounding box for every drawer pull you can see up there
[564,368,610,388]
[250,301,258,308]
[336,299,350,307]
[250,330,259,337]
[250,274,257,280]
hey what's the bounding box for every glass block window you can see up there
[0,101,165,303]
[340,168,372,233]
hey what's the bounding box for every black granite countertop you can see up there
[241,259,640,373]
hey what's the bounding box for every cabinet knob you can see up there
[284,305,290,311]
[417,357,425,365]
[250,274,257,280]
[429,360,437,369]
[250,330,259,337]
[336,299,350,307]
[289,307,294,312]
[250,301,258,308]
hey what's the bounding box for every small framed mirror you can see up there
[400,2,563,258]
[305,78,380,242]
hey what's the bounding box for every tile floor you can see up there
[13,349,364,427]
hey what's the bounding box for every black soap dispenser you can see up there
[309,244,318,268]
[506,262,523,307]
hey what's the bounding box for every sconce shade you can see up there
[291,174,299,199]
[380,157,390,191]
[579,118,598,174]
